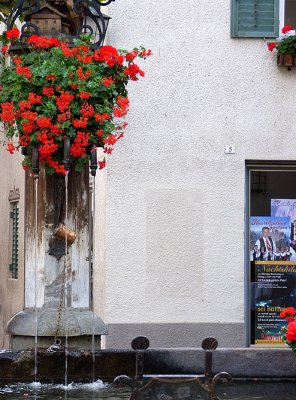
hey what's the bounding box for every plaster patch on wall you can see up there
[145,190,204,301]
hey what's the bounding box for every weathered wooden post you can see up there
[6,0,114,349]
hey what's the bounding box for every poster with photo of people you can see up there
[250,216,291,262]
[271,199,296,249]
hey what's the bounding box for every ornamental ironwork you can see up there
[0,0,115,48]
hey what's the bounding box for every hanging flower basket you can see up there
[0,29,151,174]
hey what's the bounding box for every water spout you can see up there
[63,137,71,172]
[32,145,40,179]
[90,145,98,177]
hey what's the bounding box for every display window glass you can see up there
[248,164,296,346]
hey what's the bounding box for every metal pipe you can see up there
[63,137,71,171]
[32,145,40,179]
[90,145,98,177]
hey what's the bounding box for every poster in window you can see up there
[250,217,291,262]
[254,261,296,345]
[271,198,296,242]
[271,198,296,220]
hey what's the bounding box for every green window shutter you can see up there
[231,0,279,38]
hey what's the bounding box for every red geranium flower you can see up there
[6,142,16,154]
[6,28,20,40]
[1,45,8,54]
[282,25,292,34]
[286,320,296,342]
[79,91,90,99]
[102,76,114,87]
[94,46,124,67]
[280,307,296,319]
[267,42,276,52]
[98,160,106,169]
[125,50,138,62]
[43,87,55,97]
[124,63,145,81]
[139,49,152,58]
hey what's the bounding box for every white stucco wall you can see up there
[0,128,25,347]
[96,0,296,328]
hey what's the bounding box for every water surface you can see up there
[0,381,295,399]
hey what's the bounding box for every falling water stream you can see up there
[64,171,69,390]
[91,174,96,388]
[34,177,39,385]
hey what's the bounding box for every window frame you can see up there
[245,161,296,347]
[279,0,296,37]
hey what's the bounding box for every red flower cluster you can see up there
[286,320,296,342]
[79,91,90,99]
[95,113,110,124]
[16,65,32,80]
[6,28,20,40]
[56,92,74,112]
[124,63,145,81]
[72,118,88,128]
[6,142,16,154]
[0,102,15,123]
[125,50,139,62]
[28,92,42,104]
[80,103,94,118]
[113,96,129,118]
[94,46,124,67]
[70,131,90,157]
[282,25,292,34]
[43,87,55,97]
[102,76,114,87]
[267,42,276,52]
[28,35,60,48]
[98,159,106,169]
[0,34,151,174]
[280,307,296,344]
[77,66,91,81]
[139,49,152,58]
[36,117,52,129]
[280,306,296,322]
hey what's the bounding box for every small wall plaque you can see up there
[224,146,236,154]
[8,187,20,202]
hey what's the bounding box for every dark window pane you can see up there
[285,0,296,29]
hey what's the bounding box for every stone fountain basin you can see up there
[0,347,296,384]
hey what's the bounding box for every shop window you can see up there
[247,163,296,346]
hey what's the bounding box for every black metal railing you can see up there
[113,336,232,400]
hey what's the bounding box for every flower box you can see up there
[277,53,296,69]
[268,25,296,70]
